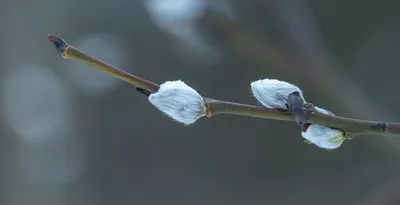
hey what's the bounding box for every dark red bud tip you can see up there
[47,34,68,56]
[48,34,57,42]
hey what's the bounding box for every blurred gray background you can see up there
[1,0,400,204]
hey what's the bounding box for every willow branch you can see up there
[47,34,400,138]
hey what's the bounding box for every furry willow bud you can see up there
[250,79,305,109]
[302,107,345,149]
[148,80,206,125]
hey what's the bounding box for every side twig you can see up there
[47,34,400,139]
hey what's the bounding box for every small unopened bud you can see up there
[148,80,206,125]
[287,91,311,125]
[250,79,305,109]
[301,107,345,149]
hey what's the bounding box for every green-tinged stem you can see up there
[205,99,400,136]
[205,98,293,121]
[66,46,160,92]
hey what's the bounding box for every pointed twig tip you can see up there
[47,34,68,57]
[47,34,57,42]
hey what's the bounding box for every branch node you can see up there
[205,102,212,117]
[287,91,312,125]
[344,132,356,140]
[372,122,388,133]
[304,102,315,110]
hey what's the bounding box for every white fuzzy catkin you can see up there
[250,79,305,109]
[148,80,206,125]
[301,107,345,149]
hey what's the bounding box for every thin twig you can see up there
[47,34,400,138]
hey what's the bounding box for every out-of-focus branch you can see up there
[197,10,386,119]
[268,0,388,119]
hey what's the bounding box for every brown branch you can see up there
[47,34,400,138]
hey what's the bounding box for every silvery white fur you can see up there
[301,107,345,149]
[251,79,305,109]
[148,80,206,125]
